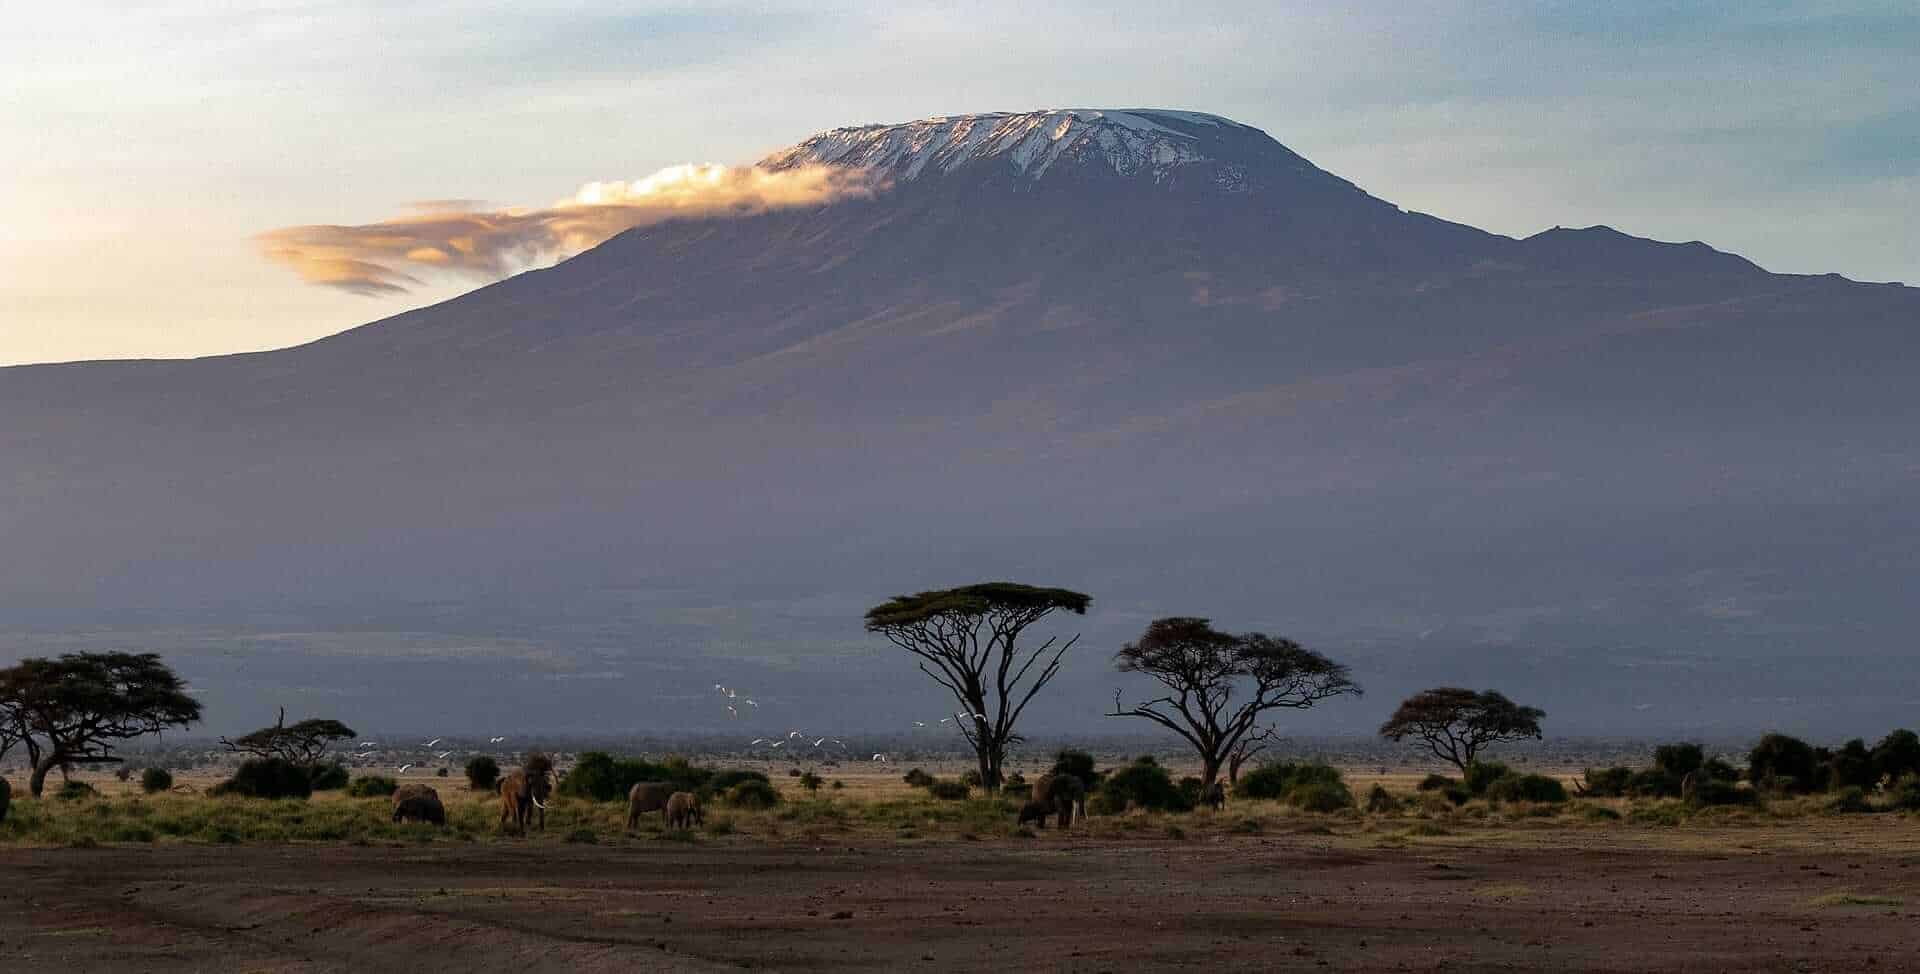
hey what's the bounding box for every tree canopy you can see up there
[1378,687,1544,772]
[0,652,202,796]
[865,581,1091,791]
[221,708,356,767]
[1109,617,1360,787]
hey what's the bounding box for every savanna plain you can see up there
[4,763,1919,973]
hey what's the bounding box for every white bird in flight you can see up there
[788,730,804,739]
[913,721,926,727]
[750,738,768,745]
[744,699,758,707]
[871,753,888,762]
[437,750,453,759]
[813,737,827,748]
[770,741,784,748]
[727,705,737,718]
[424,738,442,748]
[489,736,507,744]
[397,764,413,773]
[357,741,378,748]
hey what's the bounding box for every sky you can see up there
[3,0,1915,366]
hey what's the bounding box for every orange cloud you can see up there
[258,164,882,295]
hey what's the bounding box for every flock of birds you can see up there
[350,735,511,773]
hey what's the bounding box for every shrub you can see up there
[1050,749,1104,791]
[214,758,312,799]
[958,769,983,788]
[56,780,99,801]
[1689,778,1757,807]
[1828,739,1878,791]
[346,775,398,798]
[1884,777,1920,812]
[435,767,448,777]
[140,767,174,794]
[309,762,350,791]
[1463,761,1511,796]
[1091,757,1190,814]
[1749,733,1819,794]
[561,752,713,802]
[1417,773,1459,792]
[1580,767,1633,797]
[1828,786,1874,814]
[786,768,800,777]
[1652,743,1704,779]
[831,780,844,790]
[1873,729,1920,784]
[1178,776,1205,806]
[926,779,970,801]
[565,828,598,844]
[902,768,935,788]
[115,766,135,782]
[1365,784,1400,814]
[709,769,771,793]
[1002,782,1032,799]
[1236,761,1342,801]
[1486,774,1567,804]
[1702,758,1741,782]
[1442,786,1471,806]
[798,772,824,793]
[725,780,780,809]
[465,755,501,792]
[1581,806,1622,822]
[1628,768,1679,798]
[1288,781,1354,813]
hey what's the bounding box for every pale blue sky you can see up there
[3,1,1913,364]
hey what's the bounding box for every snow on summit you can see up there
[762,109,1288,185]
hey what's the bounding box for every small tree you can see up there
[1227,726,1279,787]
[466,755,502,791]
[0,652,203,796]
[865,582,1091,791]
[1109,618,1360,789]
[220,708,356,769]
[1378,688,1544,773]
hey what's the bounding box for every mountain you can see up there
[3,109,1917,738]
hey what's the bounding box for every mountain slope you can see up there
[2,109,1915,736]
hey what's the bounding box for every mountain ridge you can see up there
[1,110,1916,736]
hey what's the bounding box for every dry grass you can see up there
[4,765,1918,857]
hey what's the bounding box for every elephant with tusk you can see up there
[1032,773,1087,829]
[665,791,703,830]
[498,752,557,833]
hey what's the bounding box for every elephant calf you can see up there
[626,782,675,829]
[666,791,703,830]
[1016,799,1051,829]
[392,784,446,826]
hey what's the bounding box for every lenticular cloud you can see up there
[258,163,880,295]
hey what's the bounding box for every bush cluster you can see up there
[213,758,311,800]
[309,762,350,791]
[465,756,500,792]
[1090,756,1190,814]
[140,767,174,794]
[1234,761,1352,810]
[559,752,716,802]
[346,775,397,798]
[725,779,780,809]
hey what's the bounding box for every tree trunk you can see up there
[30,752,60,797]
[1201,756,1223,791]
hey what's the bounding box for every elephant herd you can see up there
[479,765,1111,835]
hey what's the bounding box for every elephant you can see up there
[665,791,703,830]
[1016,799,1051,829]
[1032,774,1087,829]
[0,777,10,825]
[499,753,556,833]
[392,784,446,826]
[626,781,675,829]
[1200,782,1226,810]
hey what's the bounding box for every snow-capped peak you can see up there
[761,109,1270,185]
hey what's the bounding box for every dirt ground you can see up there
[4,830,1918,973]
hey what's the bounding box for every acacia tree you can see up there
[221,708,356,768]
[1227,725,1281,786]
[0,652,203,796]
[865,582,1091,791]
[1378,687,1544,772]
[1108,617,1360,789]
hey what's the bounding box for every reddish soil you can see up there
[3,837,1917,972]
